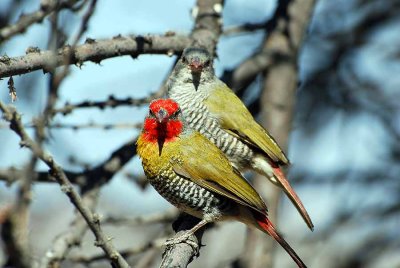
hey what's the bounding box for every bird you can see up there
[167,47,314,230]
[136,98,307,268]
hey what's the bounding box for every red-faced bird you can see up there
[136,99,307,268]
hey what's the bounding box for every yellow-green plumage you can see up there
[137,130,267,214]
[204,85,289,164]
[167,47,313,230]
[136,98,307,268]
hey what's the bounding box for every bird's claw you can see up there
[164,231,193,246]
[164,231,199,254]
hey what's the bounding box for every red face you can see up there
[142,99,183,143]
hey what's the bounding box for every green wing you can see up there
[171,132,268,214]
[204,83,289,164]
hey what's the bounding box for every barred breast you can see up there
[147,167,234,219]
[169,86,254,170]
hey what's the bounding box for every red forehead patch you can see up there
[149,99,180,115]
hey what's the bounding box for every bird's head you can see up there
[142,99,184,149]
[181,47,212,73]
[171,47,215,87]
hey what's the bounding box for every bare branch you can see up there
[0,34,191,78]
[40,188,100,268]
[71,235,168,265]
[223,21,267,36]
[103,209,179,226]
[0,0,82,42]
[0,205,30,268]
[52,89,165,116]
[239,1,317,267]
[190,0,223,55]
[0,102,130,268]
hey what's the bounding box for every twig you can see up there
[0,122,142,130]
[103,209,179,226]
[0,136,138,187]
[71,234,168,265]
[0,0,82,42]
[227,0,294,94]
[223,22,267,36]
[40,187,100,268]
[51,0,98,89]
[0,102,130,268]
[0,34,191,78]
[135,248,159,268]
[51,90,165,116]
[0,205,30,268]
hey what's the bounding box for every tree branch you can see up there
[0,102,130,268]
[40,187,100,268]
[190,0,223,55]
[0,0,83,42]
[239,0,316,267]
[0,34,191,78]
[158,0,224,266]
[51,89,165,116]
[159,214,206,268]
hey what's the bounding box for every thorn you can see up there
[7,77,17,102]
[85,38,96,44]
[25,46,41,54]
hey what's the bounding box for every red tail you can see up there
[254,212,307,268]
[271,163,314,230]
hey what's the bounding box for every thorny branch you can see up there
[0,34,191,78]
[51,88,165,116]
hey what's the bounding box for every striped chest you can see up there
[147,169,223,216]
[137,137,230,218]
[169,87,254,169]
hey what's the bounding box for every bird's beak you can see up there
[156,109,168,123]
[189,57,203,72]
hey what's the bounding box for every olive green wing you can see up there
[171,132,268,214]
[204,83,289,164]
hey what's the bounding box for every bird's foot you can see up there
[164,231,199,252]
[165,231,194,246]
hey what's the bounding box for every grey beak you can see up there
[156,109,168,123]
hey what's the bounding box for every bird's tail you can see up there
[253,212,307,268]
[252,156,314,230]
[270,163,314,231]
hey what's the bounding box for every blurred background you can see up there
[0,0,399,267]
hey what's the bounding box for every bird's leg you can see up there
[164,219,210,247]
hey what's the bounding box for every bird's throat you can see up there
[156,123,167,155]
[191,72,201,91]
[143,118,183,146]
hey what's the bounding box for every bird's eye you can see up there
[204,60,210,67]
[170,108,181,119]
[181,56,187,63]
